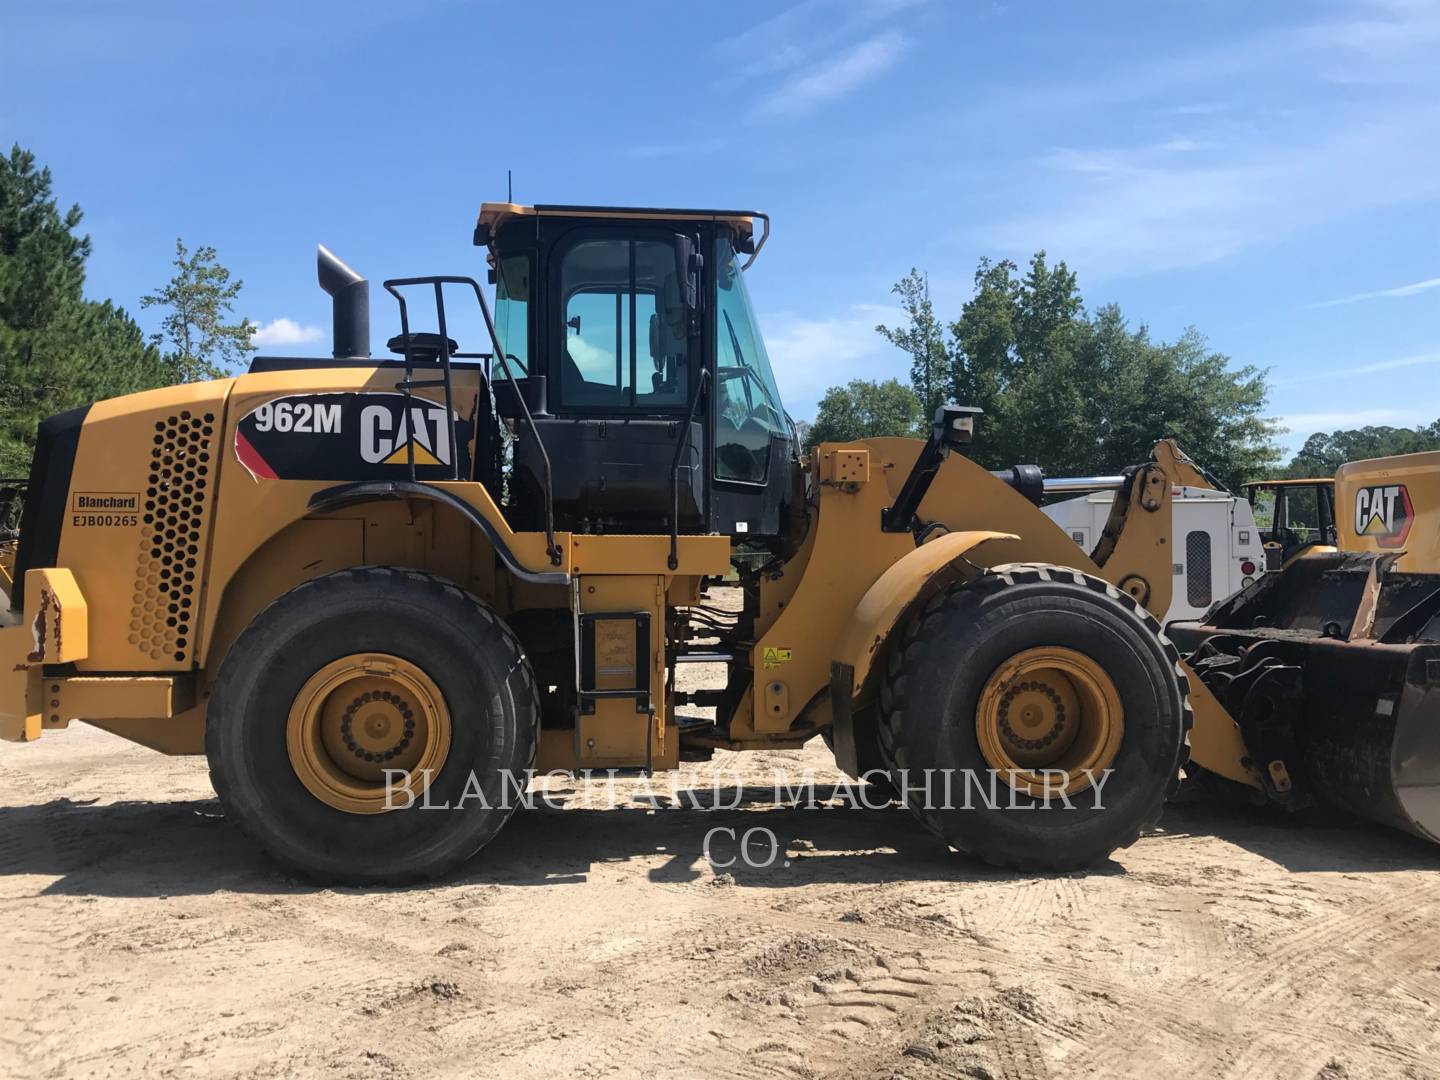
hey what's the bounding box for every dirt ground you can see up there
[4,722,1440,1080]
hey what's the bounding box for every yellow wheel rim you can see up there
[975,647,1124,797]
[286,652,451,815]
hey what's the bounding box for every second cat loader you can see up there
[1170,449,1440,837]
[0,201,1434,882]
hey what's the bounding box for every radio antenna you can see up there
[508,169,513,203]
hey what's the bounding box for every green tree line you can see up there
[0,145,253,475]
[809,257,1440,490]
[1285,420,1440,477]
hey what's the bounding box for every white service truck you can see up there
[1042,483,1267,624]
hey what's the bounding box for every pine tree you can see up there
[0,145,169,475]
[141,239,255,382]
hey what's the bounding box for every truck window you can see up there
[1186,530,1213,608]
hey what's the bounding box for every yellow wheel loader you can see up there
[0,202,1429,881]
[1171,449,1440,837]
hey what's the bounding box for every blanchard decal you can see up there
[1354,484,1412,548]
[70,491,139,527]
[234,392,473,482]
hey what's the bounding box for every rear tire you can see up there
[879,563,1191,870]
[207,566,538,884]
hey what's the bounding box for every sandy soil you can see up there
[4,726,1440,1080]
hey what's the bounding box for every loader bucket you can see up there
[1169,551,1440,842]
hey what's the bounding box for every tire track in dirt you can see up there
[7,727,1440,1080]
[1057,878,1440,1078]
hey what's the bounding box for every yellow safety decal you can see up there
[762,647,793,669]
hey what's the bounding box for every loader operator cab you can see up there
[476,203,798,546]
[1243,478,1337,569]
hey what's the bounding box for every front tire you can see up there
[879,564,1191,870]
[207,567,538,884]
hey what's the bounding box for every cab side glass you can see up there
[1251,489,1275,530]
[494,254,530,377]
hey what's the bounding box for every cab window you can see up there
[1250,488,1275,530]
[714,237,786,482]
[494,254,530,377]
[557,237,688,409]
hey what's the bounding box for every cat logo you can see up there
[234,392,472,482]
[1354,484,1412,548]
[360,401,453,467]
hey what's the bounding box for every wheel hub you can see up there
[976,647,1124,797]
[339,690,416,763]
[287,653,451,815]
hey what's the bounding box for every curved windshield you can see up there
[714,238,786,482]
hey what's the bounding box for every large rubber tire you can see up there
[207,567,538,884]
[879,563,1191,870]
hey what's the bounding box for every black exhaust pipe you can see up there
[316,244,369,359]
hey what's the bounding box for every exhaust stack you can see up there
[316,244,370,359]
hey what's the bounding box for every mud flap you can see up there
[828,661,859,777]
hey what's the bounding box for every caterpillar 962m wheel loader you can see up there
[0,201,1425,883]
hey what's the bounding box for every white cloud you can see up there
[623,137,728,160]
[252,317,325,347]
[981,105,1440,277]
[1279,407,1436,436]
[1274,349,1440,385]
[1308,276,1440,309]
[975,2,1440,277]
[723,0,922,79]
[762,304,907,416]
[752,30,908,120]
[1158,136,1203,153]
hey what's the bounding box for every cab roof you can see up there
[474,202,769,263]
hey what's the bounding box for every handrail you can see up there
[668,368,711,570]
[740,212,770,272]
[381,279,461,484]
[381,275,561,567]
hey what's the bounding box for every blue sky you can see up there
[6,0,1440,456]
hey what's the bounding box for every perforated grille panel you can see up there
[131,411,215,663]
[1185,530,1213,609]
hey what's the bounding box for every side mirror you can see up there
[672,233,703,337]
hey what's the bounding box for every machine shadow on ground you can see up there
[2,785,1435,899]
[1153,800,1440,873]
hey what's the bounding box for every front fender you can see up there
[828,530,1015,776]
